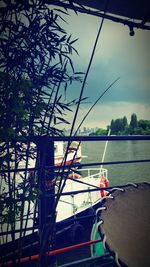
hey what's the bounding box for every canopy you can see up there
[75,0,150,22]
[52,0,150,31]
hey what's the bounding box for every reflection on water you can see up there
[82,140,150,185]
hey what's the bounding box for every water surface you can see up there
[82,140,150,185]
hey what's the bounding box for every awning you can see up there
[52,0,150,31]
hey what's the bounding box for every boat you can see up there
[55,136,109,245]
[0,134,110,264]
[0,165,109,266]
[54,141,82,167]
[56,167,109,223]
[1,1,149,266]
[56,167,109,246]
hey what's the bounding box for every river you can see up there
[82,140,150,185]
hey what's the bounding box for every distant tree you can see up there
[138,120,148,131]
[138,120,150,135]
[90,117,150,136]
[110,119,115,134]
[123,116,128,128]
[89,128,107,136]
[107,125,110,131]
[109,115,150,135]
[117,119,124,134]
[130,113,138,134]
[110,118,124,135]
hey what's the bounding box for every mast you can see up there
[99,128,111,172]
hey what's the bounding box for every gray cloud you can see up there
[60,9,150,126]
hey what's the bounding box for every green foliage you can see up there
[89,128,108,136]
[129,113,138,134]
[90,114,150,136]
[111,114,150,135]
[0,2,82,139]
[0,0,83,228]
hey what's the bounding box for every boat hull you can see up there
[0,201,102,265]
[0,168,108,265]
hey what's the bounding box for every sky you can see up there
[59,9,150,129]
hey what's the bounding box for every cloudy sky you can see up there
[59,10,150,129]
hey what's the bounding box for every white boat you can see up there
[0,141,109,263]
[15,141,82,174]
[56,133,110,242]
[56,167,109,222]
[13,142,109,233]
[54,141,82,167]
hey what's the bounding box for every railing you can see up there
[0,135,150,267]
[77,168,108,179]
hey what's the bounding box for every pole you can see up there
[38,136,56,267]
[100,129,111,170]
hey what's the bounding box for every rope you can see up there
[111,187,125,192]
[102,234,107,250]
[115,252,122,267]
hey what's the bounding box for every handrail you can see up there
[33,135,150,143]
[1,135,149,264]
[0,239,102,267]
[0,159,150,174]
[49,183,149,197]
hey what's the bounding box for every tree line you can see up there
[89,114,150,135]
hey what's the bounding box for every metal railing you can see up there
[0,135,150,267]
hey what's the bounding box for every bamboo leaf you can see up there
[69,38,78,45]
